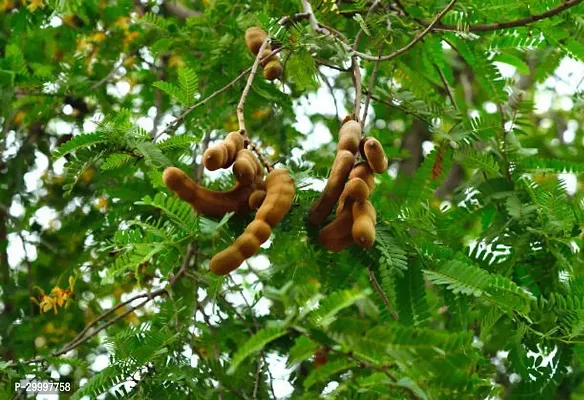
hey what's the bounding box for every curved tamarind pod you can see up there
[260,48,277,67]
[234,232,262,258]
[256,169,295,227]
[233,149,258,185]
[203,132,245,171]
[319,206,354,252]
[308,150,355,225]
[210,169,295,275]
[245,27,267,55]
[162,167,254,218]
[338,120,362,154]
[352,200,376,249]
[203,144,229,171]
[345,178,370,201]
[336,162,375,216]
[362,137,388,174]
[209,247,245,276]
[246,220,271,242]
[350,162,375,189]
[224,132,245,162]
[249,189,267,210]
[264,60,283,81]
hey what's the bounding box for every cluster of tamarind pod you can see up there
[308,118,388,252]
[245,27,283,81]
[162,130,295,276]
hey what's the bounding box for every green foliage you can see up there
[4,0,584,398]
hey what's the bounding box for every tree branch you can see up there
[237,39,270,133]
[367,267,398,320]
[352,0,457,62]
[361,41,385,127]
[24,245,195,364]
[429,0,583,32]
[157,48,282,140]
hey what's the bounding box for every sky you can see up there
[5,43,584,398]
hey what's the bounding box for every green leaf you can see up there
[303,358,356,389]
[52,133,108,160]
[227,327,287,374]
[309,288,370,327]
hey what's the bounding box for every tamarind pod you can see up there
[308,150,355,225]
[209,169,293,275]
[351,200,376,249]
[209,247,245,275]
[245,27,267,55]
[256,169,295,227]
[224,131,245,163]
[248,149,265,179]
[319,207,354,252]
[362,137,388,174]
[203,144,229,171]
[246,220,272,242]
[254,177,266,190]
[249,189,267,210]
[349,162,375,190]
[234,232,262,258]
[345,177,370,201]
[162,167,254,217]
[264,60,283,81]
[338,120,362,154]
[233,149,257,185]
[259,47,276,67]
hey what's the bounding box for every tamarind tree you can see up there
[3,0,584,398]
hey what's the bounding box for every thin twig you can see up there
[155,48,282,140]
[248,142,274,172]
[350,1,382,121]
[367,267,399,320]
[353,0,457,62]
[24,246,195,364]
[433,63,456,108]
[237,39,270,133]
[428,0,582,32]
[252,357,262,400]
[89,52,133,90]
[361,41,385,127]
[351,56,362,121]
[317,69,340,127]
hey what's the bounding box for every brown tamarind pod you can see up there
[249,189,267,210]
[260,48,276,67]
[345,178,370,201]
[245,27,267,55]
[246,220,271,242]
[209,247,245,276]
[264,60,283,81]
[349,162,375,189]
[233,149,258,185]
[319,206,354,252]
[256,169,295,227]
[351,200,376,249]
[234,232,261,258]
[308,150,355,225]
[203,132,245,171]
[336,162,375,216]
[210,169,294,275]
[163,167,254,218]
[203,144,229,171]
[224,132,245,162]
[362,137,388,174]
[338,120,362,154]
